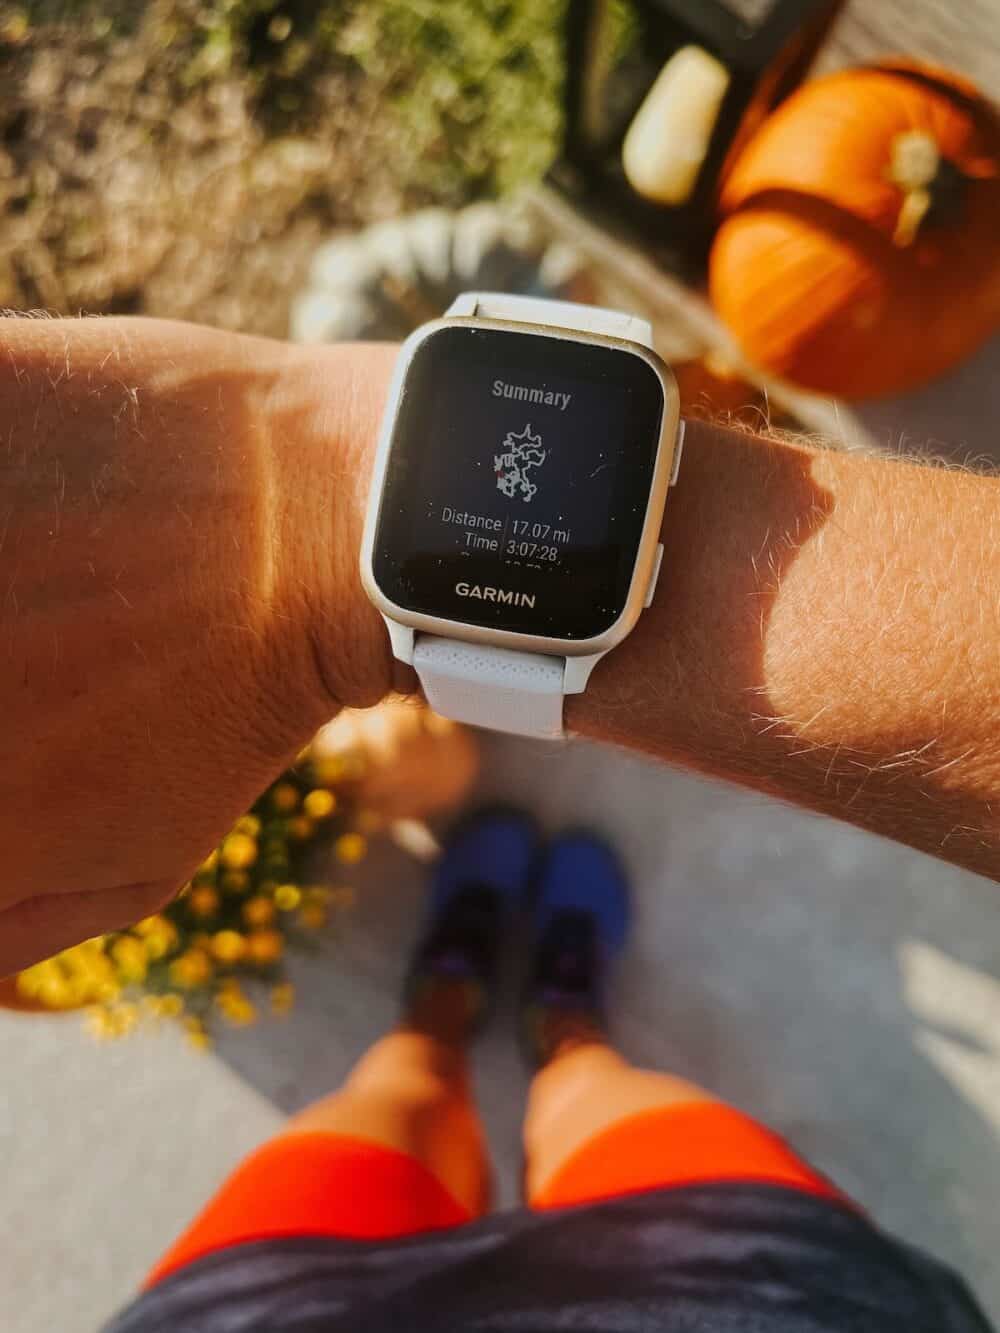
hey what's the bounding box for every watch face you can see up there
[371,325,666,641]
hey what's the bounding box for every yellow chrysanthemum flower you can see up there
[242,896,276,928]
[220,833,258,870]
[169,949,213,989]
[210,930,247,965]
[183,1016,212,1051]
[274,883,302,912]
[111,936,148,985]
[303,789,336,820]
[270,782,300,814]
[188,886,221,920]
[246,929,283,965]
[334,833,367,865]
[216,990,257,1027]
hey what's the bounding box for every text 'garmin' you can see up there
[456,582,537,608]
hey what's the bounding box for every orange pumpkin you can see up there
[709,61,1000,399]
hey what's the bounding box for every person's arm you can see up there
[568,419,1000,880]
[0,316,394,977]
[1,317,997,978]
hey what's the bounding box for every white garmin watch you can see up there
[361,291,683,739]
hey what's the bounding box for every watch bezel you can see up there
[360,315,680,659]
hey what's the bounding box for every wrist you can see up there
[265,340,399,720]
[568,417,830,765]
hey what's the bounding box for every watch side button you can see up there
[644,543,664,609]
[669,419,685,486]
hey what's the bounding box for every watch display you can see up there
[371,325,666,640]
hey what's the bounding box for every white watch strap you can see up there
[410,292,650,740]
[413,636,566,740]
[446,291,654,348]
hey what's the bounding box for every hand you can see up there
[0,317,395,976]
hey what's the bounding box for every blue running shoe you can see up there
[521,832,631,1067]
[404,807,538,1039]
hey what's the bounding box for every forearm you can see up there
[0,316,391,972]
[569,420,1000,880]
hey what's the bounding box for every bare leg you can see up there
[284,978,491,1217]
[286,809,537,1217]
[522,1015,716,1200]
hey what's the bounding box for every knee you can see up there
[345,1035,469,1112]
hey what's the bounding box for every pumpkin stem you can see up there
[887,129,967,246]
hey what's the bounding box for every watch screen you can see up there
[372,325,666,640]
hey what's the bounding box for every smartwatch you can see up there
[360,291,683,739]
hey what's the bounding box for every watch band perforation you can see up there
[414,637,566,740]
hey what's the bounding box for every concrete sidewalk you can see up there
[2,740,998,1332]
